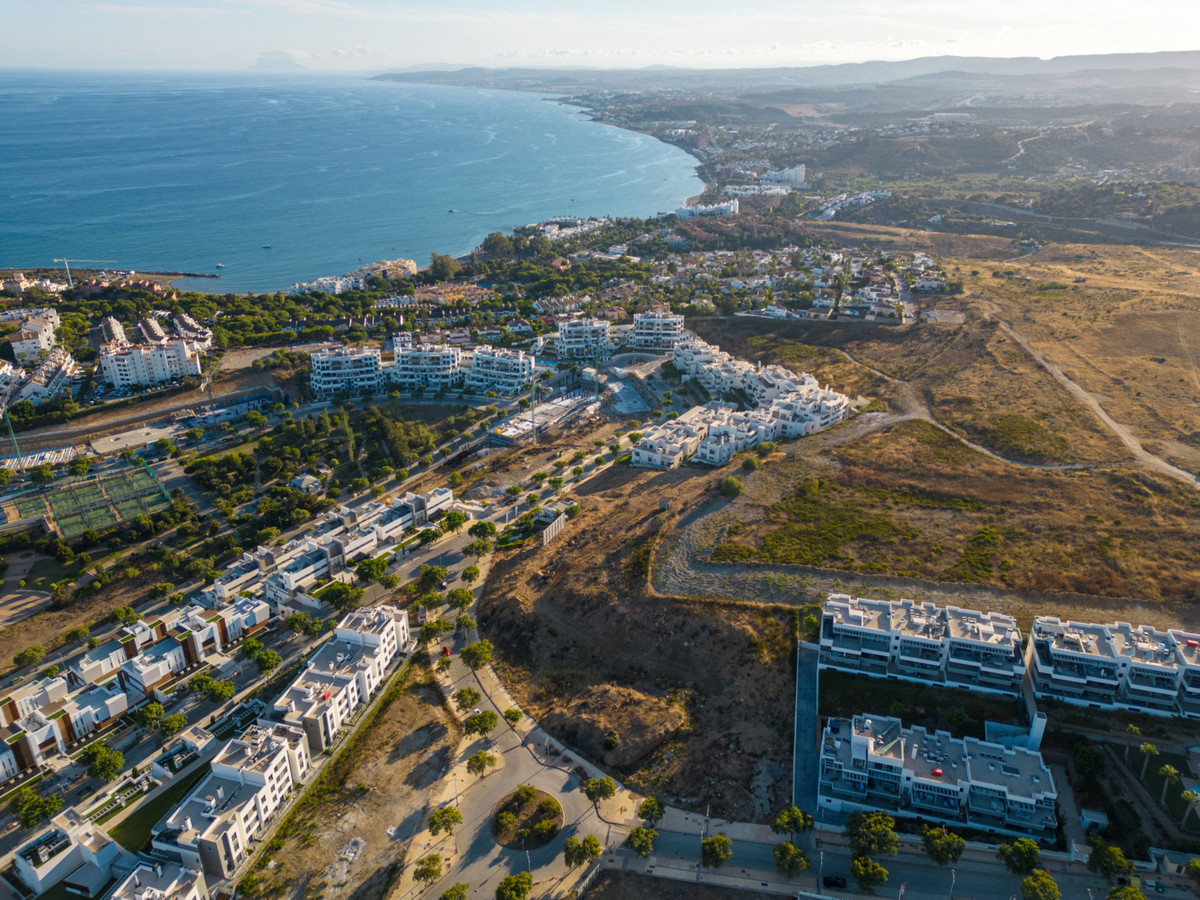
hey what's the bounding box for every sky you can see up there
[5,0,1197,72]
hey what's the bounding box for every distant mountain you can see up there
[252,53,307,71]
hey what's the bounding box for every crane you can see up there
[51,259,117,288]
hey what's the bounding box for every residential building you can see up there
[9,309,60,362]
[100,316,127,344]
[141,317,168,343]
[118,636,188,698]
[818,714,1057,839]
[389,344,462,390]
[309,347,384,398]
[630,309,685,350]
[556,318,612,360]
[173,312,214,349]
[819,595,1025,696]
[18,348,79,404]
[99,340,203,387]
[464,345,533,395]
[12,810,124,897]
[110,861,209,900]
[152,724,306,880]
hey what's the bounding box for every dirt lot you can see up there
[480,460,797,823]
[243,660,460,900]
[583,871,776,900]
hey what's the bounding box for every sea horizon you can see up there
[0,69,703,294]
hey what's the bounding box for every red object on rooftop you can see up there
[322,690,331,700]
[932,768,943,777]
[1189,640,1199,648]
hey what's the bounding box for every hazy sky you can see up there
[6,0,1195,71]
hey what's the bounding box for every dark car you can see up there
[823,875,847,888]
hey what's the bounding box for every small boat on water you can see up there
[216,263,225,268]
[448,209,455,213]
[262,243,271,249]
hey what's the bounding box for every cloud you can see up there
[89,3,228,14]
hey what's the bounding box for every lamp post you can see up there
[949,868,956,900]
[818,849,824,895]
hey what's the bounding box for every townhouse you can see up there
[819,714,1057,840]
[18,348,80,404]
[819,595,1025,696]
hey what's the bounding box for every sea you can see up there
[0,70,703,294]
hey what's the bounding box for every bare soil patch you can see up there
[490,788,563,850]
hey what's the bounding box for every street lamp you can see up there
[949,868,955,900]
[818,850,824,895]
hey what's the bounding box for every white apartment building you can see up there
[389,343,462,390]
[13,810,124,897]
[310,347,384,398]
[141,317,168,343]
[18,348,79,404]
[118,637,188,698]
[9,309,61,362]
[819,595,1025,696]
[153,724,307,879]
[464,345,533,395]
[556,318,613,360]
[100,316,127,344]
[630,309,685,350]
[1027,617,1200,718]
[99,340,203,388]
[174,312,214,349]
[110,861,209,900]
[819,714,1057,839]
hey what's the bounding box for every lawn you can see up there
[107,765,210,852]
[1136,748,1193,828]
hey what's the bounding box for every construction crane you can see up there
[2,409,23,474]
[51,259,117,288]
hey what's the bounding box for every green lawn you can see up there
[1136,748,1193,829]
[107,765,210,852]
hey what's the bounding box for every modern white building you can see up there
[464,345,533,395]
[118,636,188,698]
[110,861,209,900]
[13,810,125,898]
[556,318,613,360]
[310,347,384,398]
[819,595,1025,696]
[99,340,203,388]
[1027,617,1200,718]
[630,309,685,350]
[100,316,127,344]
[173,312,214,350]
[818,714,1058,839]
[389,344,463,391]
[152,723,307,880]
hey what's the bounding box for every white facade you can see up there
[630,309,685,350]
[110,861,209,900]
[389,344,462,390]
[464,345,533,395]
[557,318,613,360]
[13,810,123,896]
[819,714,1057,839]
[119,637,188,698]
[99,340,202,387]
[18,348,79,404]
[9,309,60,362]
[819,595,1025,696]
[310,347,384,398]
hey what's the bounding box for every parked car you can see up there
[823,876,847,888]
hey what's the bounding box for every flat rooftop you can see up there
[1032,618,1117,659]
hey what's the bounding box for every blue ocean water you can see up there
[0,71,702,294]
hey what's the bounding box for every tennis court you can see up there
[2,463,171,538]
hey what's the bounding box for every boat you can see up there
[216,263,225,268]
[448,209,455,213]
[262,243,271,249]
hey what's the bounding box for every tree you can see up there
[774,842,810,878]
[494,872,532,900]
[1020,870,1060,900]
[440,884,469,900]
[1107,889,1148,900]
[245,410,270,431]
[584,776,616,807]
[429,253,461,281]
[564,834,603,867]
[845,810,899,859]
[504,707,523,725]
[626,826,657,857]
[413,854,442,885]
[65,624,90,644]
[998,837,1041,875]
[922,825,966,865]
[1182,789,1200,830]
[10,786,62,829]
[160,714,188,738]
[255,648,282,673]
[30,463,54,484]
[133,702,165,729]
[771,805,813,840]
[851,856,889,893]
[442,510,468,533]
[419,564,450,591]
[454,687,482,711]
[447,587,475,610]
[14,645,47,669]
[355,557,388,583]
[462,564,480,584]
[428,806,463,836]
[701,833,733,868]
[322,580,365,612]
[469,521,497,540]
[719,476,743,498]
[68,456,92,476]
[467,750,497,777]
[514,784,537,806]
[242,637,264,661]
[1187,858,1200,891]
[1139,742,1159,780]
[83,744,124,782]
[460,640,493,669]
[464,710,499,738]
[1160,764,1181,806]
[465,538,493,558]
[1088,837,1134,880]
[1124,723,1141,764]
[455,614,476,633]
[638,797,665,825]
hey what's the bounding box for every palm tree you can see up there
[1180,790,1199,831]
[1160,765,1181,807]
[1140,743,1160,781]
[1124,724,1141,764]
